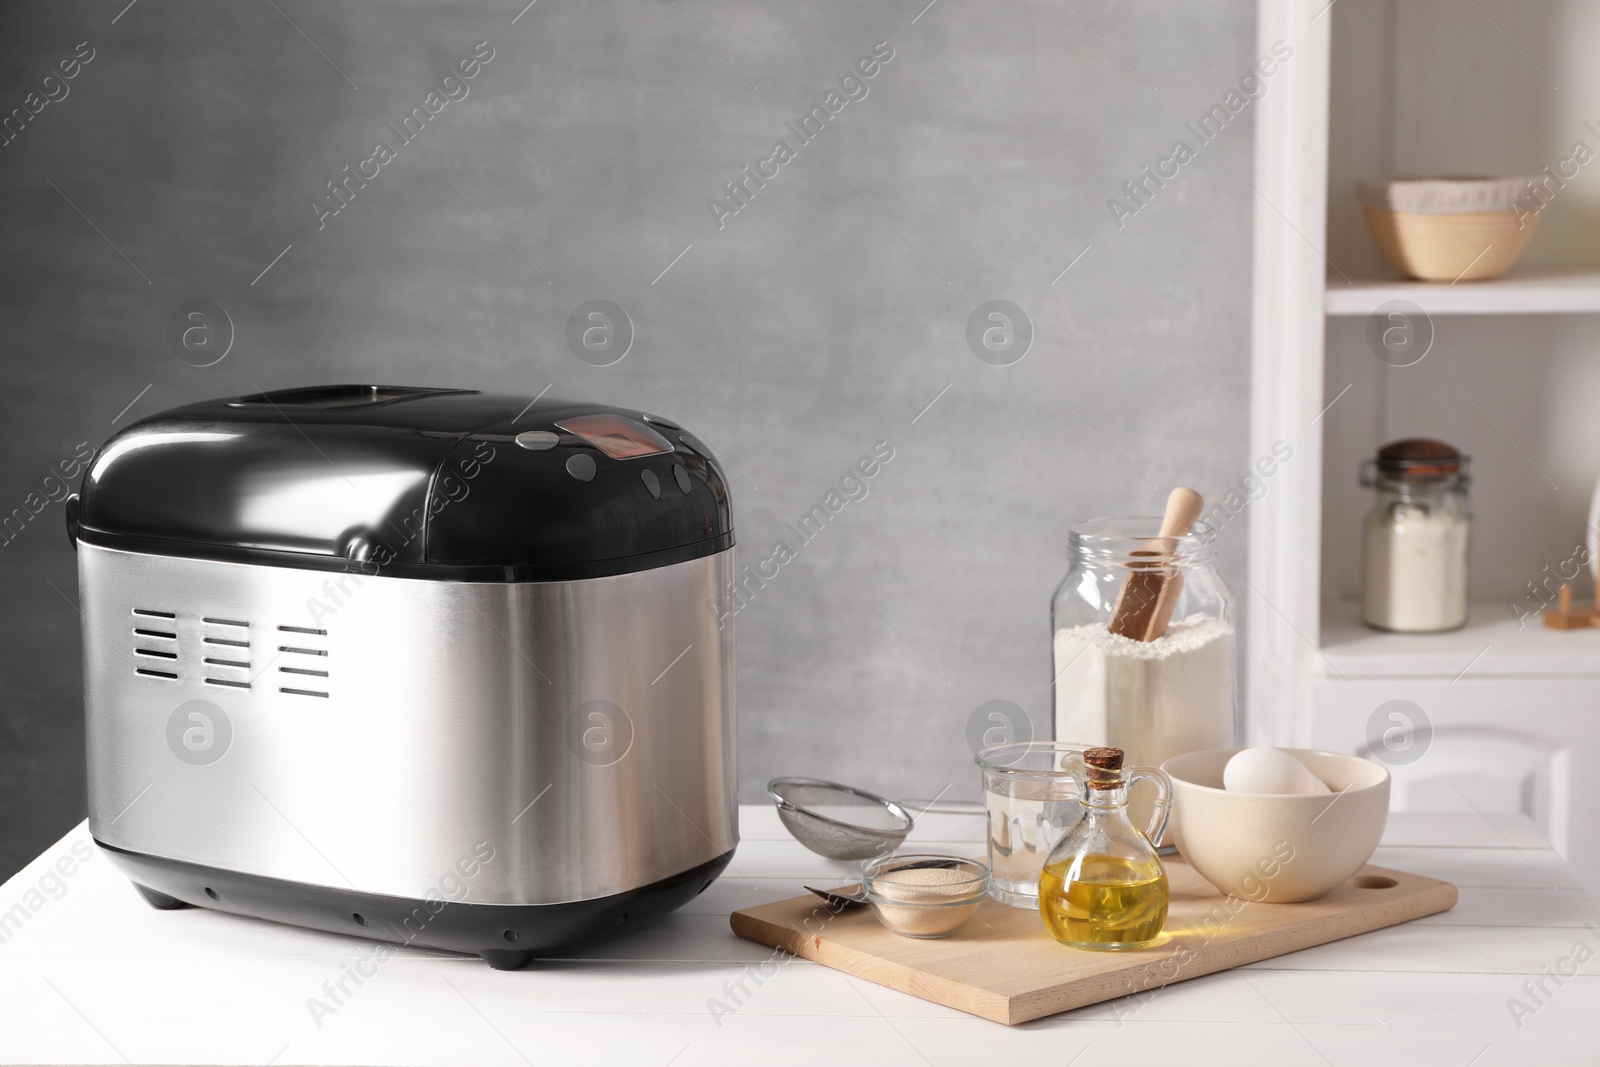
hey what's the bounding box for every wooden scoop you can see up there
[1107,487,1204,642]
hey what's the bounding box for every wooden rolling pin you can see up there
[1107,487,1204,642]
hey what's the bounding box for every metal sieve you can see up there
[767,777,914,861]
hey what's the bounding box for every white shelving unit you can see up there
[1325,270,1600,316]
[1251,0,1600,891]
[1320,600,1600,678]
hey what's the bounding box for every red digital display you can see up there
[555,415,674,460]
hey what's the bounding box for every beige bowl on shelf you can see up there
[1358,177,1541,282]
[1161,748,1390,903]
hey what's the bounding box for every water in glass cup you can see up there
[976,741,1087,908]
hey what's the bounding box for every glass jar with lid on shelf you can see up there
[1359,438,1471,633]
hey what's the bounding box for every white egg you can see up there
[1223,747,1331,795]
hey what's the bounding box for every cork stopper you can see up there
[1083,746,1124,790]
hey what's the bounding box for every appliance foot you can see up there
[480,949,534,971]
[133,883,192,910]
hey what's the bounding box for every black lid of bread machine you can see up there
[73,385,734,581]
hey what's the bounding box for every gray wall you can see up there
[0,0,1254,879]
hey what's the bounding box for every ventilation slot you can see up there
[199,616,253,687]
[198,619,252,689]
[275,625,330,697]
[204,678,251,690]
[278,661,330,697]
[133,611,181,681]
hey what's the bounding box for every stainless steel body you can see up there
[82,542,737,906]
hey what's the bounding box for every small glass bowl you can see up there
[861,854,990,939]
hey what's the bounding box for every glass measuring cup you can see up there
[975,740,1089,908]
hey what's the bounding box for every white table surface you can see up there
[1,807,1596,1066]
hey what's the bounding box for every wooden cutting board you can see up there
[730,858,1456,1025]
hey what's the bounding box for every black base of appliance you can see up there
[98,840,734,970]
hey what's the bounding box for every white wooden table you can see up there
[1,807,1595,1066]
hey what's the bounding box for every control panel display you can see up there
[555,415,673,459]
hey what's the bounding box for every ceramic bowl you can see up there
[1161,749,1390,903]
[1358,177,1540,282]
[1362,205,1537,281]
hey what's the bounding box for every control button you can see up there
[678,434,704,456]
[515,430,559,451]
[641,413,681,430]
[641,469,661,499]
[566,454,597,482]
[673,464,692,494]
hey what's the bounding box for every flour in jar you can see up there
[1052,614,1236,773]
[1361,505,1469,632]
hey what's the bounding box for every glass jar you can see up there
[1051,516,1236,840]
[1359,438,1471,633]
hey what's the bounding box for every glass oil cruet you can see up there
[1038,746,1172,951]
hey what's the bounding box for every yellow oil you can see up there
[1039,853,1168,950]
